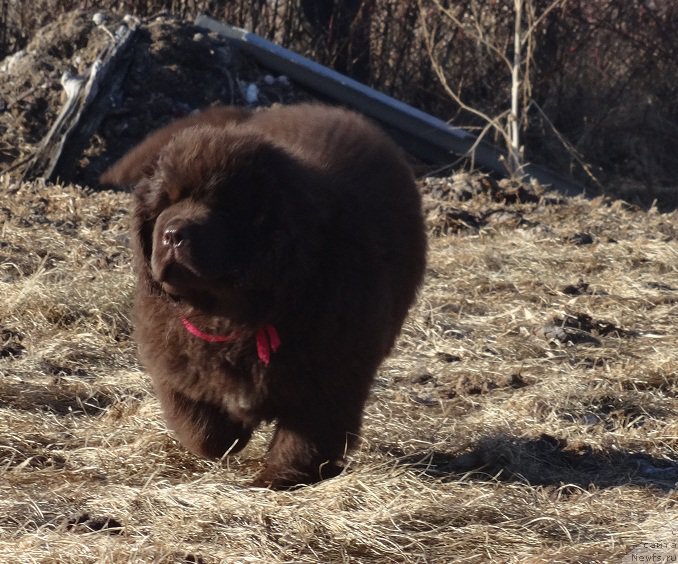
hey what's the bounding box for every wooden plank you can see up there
[196,15,583,196]
[22,21,138,183]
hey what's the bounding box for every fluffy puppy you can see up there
[102,104,426,488]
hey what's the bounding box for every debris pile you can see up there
[0,9,308,187]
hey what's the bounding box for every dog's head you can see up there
[128,125,320,322]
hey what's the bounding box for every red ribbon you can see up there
[181,317,280,366]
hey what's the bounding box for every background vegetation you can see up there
[2,0,678,205]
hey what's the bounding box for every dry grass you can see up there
[1,173,677,562]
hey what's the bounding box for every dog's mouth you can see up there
[157,263,199,300]
[150,242,202,292]
[155,264,219,314]
[151,249,246,315]
[157,263,210,300]
[148,212,258,318]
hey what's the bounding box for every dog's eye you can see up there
[161,181,185,203]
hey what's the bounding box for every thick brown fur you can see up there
[102,104,426,488]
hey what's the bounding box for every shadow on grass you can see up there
[387,433,678,492]
[0,379,116,416]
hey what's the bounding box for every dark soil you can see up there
[0,9,309,188]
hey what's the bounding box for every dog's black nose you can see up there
[162,225,188,248]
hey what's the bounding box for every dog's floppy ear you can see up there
[131,176,167,263]
[99,127,174,187]
[99,106,252,188]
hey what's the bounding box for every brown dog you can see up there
[102,104,426,488]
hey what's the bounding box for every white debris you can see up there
[245,83,259,104]
[93,11,115,39]
[123,14,140,27]
[92,12,107,26]
[60,68,85,100]
[0,49,26,74]
[263,74,275,85]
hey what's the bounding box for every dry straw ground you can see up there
[0,172,677,562]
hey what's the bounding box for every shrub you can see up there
[2,0,677,204]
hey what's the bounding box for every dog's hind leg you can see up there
[252,413,360,489]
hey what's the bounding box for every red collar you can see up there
[181,317,280,366]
